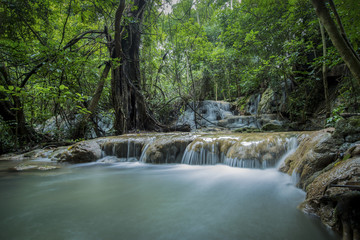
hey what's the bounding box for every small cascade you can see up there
[176,100,268,131]
[181,139,221,165]
[291,168,301,186]
[218,116,260,129]
[101,136,148,162]
[247,94,261,115]
[98,132,299,169]
[139,138,155,162]
[177,100,233,130]
[181,133,298,169]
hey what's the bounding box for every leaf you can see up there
[59,85,68,91]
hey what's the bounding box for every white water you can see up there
[177,100,233,130]
[0,163,339,240]
[181,135,298,168]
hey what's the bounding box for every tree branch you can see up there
[59,0,73,48]
[20,30,104,88]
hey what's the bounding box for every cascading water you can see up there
[247,93,261,115]
[176,100,265,131]
[99,132,298,169]
[176,100,233,130]
[180,134,298,168]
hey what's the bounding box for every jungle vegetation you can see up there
[1,0,359,153]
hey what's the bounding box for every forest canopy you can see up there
[1,0,360,153]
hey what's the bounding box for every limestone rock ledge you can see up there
[281,117,360,239]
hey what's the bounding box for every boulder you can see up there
[300,155,360,235]
[58,139,103,163]
[333,116,360,141]
[281,124,360,238]
[261,121,286,132]
[281,129,343,189]
[258,88,279,114]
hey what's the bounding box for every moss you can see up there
[258,88,275,114]
[261,123,284,132]
[236,96,249,112]
[233,127,260,133]
[349,117,360,127]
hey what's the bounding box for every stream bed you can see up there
[0,160,340,240]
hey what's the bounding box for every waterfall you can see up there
[98,132,299,169]
[139,139,155,163]
[101,136,149,162]
[180,134,298,169]
[275,137,298,169]
[247,94,261,115]
[177,101,233,130]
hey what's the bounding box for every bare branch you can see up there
[59,0,73,48]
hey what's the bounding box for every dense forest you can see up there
[1,0,360,153]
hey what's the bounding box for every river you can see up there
[0,160,339,240]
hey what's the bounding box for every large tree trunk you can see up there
[112,0,159,135]
[311,0,360,85]
[0,64,37,146]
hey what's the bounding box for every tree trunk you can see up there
[311,0,360,85]
[319,21,330,118]
[0,64,36,146]
[111,0,160,135]
[72,63,111,139]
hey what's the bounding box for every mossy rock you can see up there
[333,116,360,140]
[235,96,249,113]
[258,88,276,114]
[261,122,285,132]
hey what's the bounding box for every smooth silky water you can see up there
[0,160,339,240]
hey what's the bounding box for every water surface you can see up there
[0,162,339,240]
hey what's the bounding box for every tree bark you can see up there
[0,64,36,145]
[319,21,330,118]
[111,0,160,135]
[111,0,127,134]
[311,0,360,85]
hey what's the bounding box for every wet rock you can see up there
[333,116,360,141]
[244,94,261,115]
[233,127,261,133]
[218,115,261,129]
[281,129,343,189]
[300,156,360,234]
[9,161,61,172]
[101,136,148,160]
[281,126,360,238]
[142,134,195,164]
[261,121,286,132]
[58,139,103,163]
[345,133,360,143]
[258,88,280,114]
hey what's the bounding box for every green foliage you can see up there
[326,106,344,127]
[1,0,359,151]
